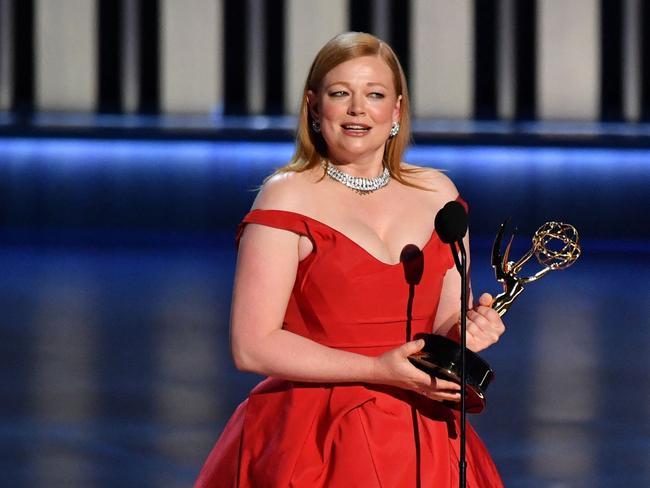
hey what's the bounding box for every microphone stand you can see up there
[449,238,468,488]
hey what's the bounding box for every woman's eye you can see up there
[369,92,385,99]
[329,91,348,97]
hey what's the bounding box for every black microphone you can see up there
[400,244,424,286]
[435,200,468,244]
[434,199,470,488]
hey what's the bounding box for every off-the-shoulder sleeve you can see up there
[235,209,313,248]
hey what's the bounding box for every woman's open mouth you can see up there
[341,123,371,135]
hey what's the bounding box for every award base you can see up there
[408,334,495,414]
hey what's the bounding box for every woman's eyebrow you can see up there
[325,81,388,88]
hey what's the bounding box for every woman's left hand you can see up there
[465,292,506,353]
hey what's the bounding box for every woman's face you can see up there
[308,55,401,167]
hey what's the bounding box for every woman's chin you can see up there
[327,142,385,164]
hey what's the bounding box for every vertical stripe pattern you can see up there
[160,0,220,114]
[640,0,650,121]
[246,0,265,115]
[122,0,140,113]
[411,0,473,118]
[98,0,123,113]
[349,0,374,33]
[474,0,498,119]
[0,0,648,124]
[600,0,623,121]
[35,0,97,111]
[497,0,515,120]
[514,0,537,120]
[224,0,248,115]
[12,0,34,116]
[0,0,14,111]
[285,0,346,114]
[373,0,390,43]
[622,0,641,122]
[264,0,285,115]
[388,0,411,85]
[138,0,160,114]
[538,0,600,120]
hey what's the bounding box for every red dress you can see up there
[195,207,503,488]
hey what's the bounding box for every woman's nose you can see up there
[347,94,366,115]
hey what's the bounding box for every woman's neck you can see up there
[326,156,385,178]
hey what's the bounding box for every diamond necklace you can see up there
[323,161,390,195]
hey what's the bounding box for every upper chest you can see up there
[302,182,444,265]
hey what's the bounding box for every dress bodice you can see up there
[237,207,457,355]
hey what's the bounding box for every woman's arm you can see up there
[230,221,375,382]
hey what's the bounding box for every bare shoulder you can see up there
[251,169,320,212]
[400,163,459,200]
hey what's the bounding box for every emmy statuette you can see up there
[408,220,582,413]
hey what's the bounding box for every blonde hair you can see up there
[274,32,421,185]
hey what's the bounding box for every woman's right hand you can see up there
[373,339,461,403]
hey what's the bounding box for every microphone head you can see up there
[400,244,424,285]
[435,200,468,243]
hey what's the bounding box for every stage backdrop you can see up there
[0,0,648,122]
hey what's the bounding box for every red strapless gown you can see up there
[195,206,503,487]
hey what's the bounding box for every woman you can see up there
[195,32,505,487]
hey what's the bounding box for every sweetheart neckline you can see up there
[247,208,442,267]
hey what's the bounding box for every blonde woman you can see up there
[195,32,505,487]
